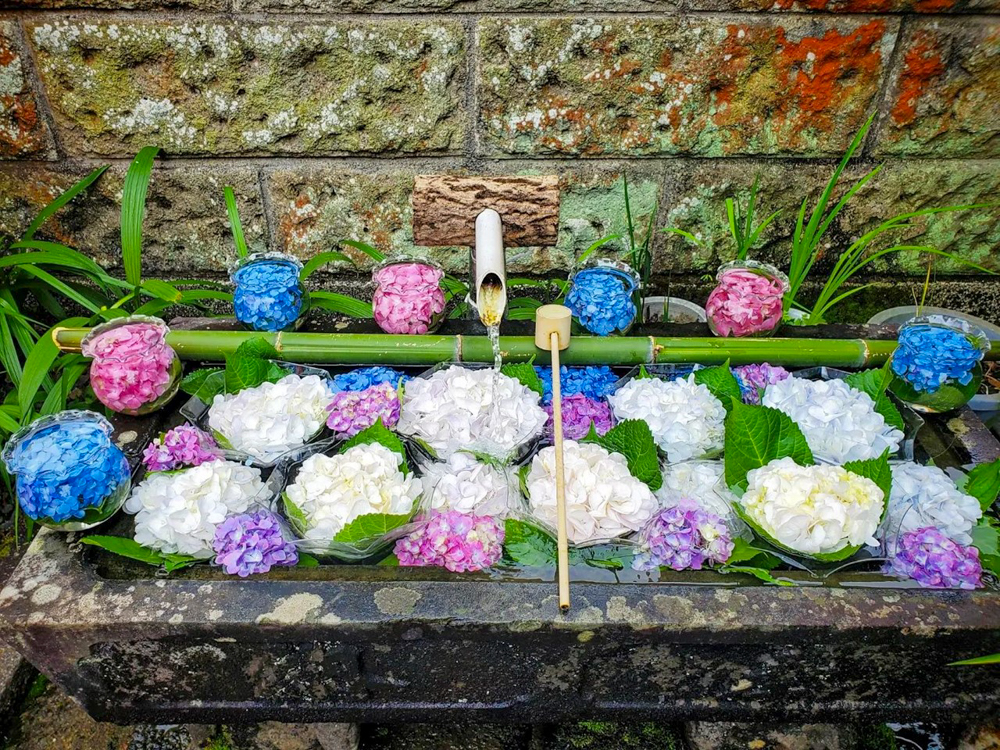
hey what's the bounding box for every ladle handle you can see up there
[550,331,571,612]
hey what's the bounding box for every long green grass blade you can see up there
[178,289,234,304]
[950,653,1000,666]
[223,186,248,259]
[341,240,385,263]
[22,165,109,242]
[141,279,183,303]
[300,251,354,279]
[121,146,160,288]
[19,318,86,418]
[310,292,373,318]
[17,266,100,312]
[0,406,19,434]
[0,314,22,388]
[577,234,621,266]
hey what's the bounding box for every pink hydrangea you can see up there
[143,425,221,473]
[372,262,446,335]
[706,269,785,338]
[544,394,613,440]
[326,382,401,439]
[84,322,177,413]
[394,510,504,572]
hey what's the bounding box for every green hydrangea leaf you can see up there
[180,367,225,402]
[503,519,557,567]
[223,337,287,394]
[574,545,634,571]
[334,512,412,544]
[282,493,310,538]
[500,359,543,397]
[961,458,1000,511]
[582,418,662,491]
[971,517,1000,558]
[724,401,814,490]
[80,535,200,571]
[378,554,401,566]
[340,419,409,474]
[692,360,742,413]
[635,364,653,380]
[843,451,893,508]
[296,552,320,568]
[719,565,794,586]
[844,364,905,432]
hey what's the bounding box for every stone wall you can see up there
[0,0,998,316]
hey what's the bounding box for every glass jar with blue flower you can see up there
[1,411,131,531]
[564,259,640,336]
[889,315,990,414]
[230,252,309,332]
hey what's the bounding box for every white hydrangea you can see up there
[285,442,422,546]
[762,377,903,465]
[607,375,726,463]
[420,451,517,518]
[125,459,266,558]
[739,457,884,556]
[526,440,658,545]
[397,366,547,461]
[657,460,736,522]
[208,374,334,462]
[884,462,981,545]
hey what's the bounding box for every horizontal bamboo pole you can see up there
[46,327,968,368]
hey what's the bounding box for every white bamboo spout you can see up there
[474,208,507,327]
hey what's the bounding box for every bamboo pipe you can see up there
[52,327,985,368]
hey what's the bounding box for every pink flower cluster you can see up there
[326,382,401,439]
[84,322,178,413]
[706,269,785,338]
[143,425,221,473]
[544,394,613,440]
[372,262,446,335]
[394,510,505,573]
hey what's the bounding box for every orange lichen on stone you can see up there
[913,0,957,12]
[891,32,945,125]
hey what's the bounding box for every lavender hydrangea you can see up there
[884,526,982,590]
[331,366,410,394]
[326,382,401,439]
[632,498,734,572]
[733,363,791,405]
[534,365,618,406]
[544,394,613,440]
[394,510,504,573]
[142,425,220,473]
[892,322,985,394]
[212,510,299,577]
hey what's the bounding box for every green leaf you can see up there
[844,365,905,432]
[692,360,742,412]
[223,186,248,259]
[719,565,794,586]
[582,419,662,491]
[962,458,1000,511]
[140,279,182,303]
[575,546,634,571]
[949,653,1000,666]
[121,146,160,288]
[341,239,385,263]
[297,552,320,568]
[340,419,409,473]
[180,368,225,402]
[635,364,653,379]
[282,493,311,538]
[309,292,372,318]
[724,401,814,490]
[300,252,354,279]
[503,519,557,567]
[725,538,781,567]
[843,451,893,504]
[500,359,544,397]
[378,554,400,567]
[0,407,21,434]
[22,165,109,242]
[223,338,285,394]
[971,518,1000,558]
[334,512,412,544]
[20,318,87,418]
[80,535,200,571]
[576,234,621,266]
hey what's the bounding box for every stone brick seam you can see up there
[864,13,911,160]
[6,16,61,161]
[256,166,279,254]
[465,14,483,165]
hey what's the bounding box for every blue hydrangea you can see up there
[534,365,619,406]
[233,259,305,332]
[892,324,985,394]
[331,366,410,393]
[564,267,637,336]
[8,422,130,523]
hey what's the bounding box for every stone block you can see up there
[7,0,223,7]
[478,17,898,157]
[364,723,530,750]
[27,19,465,157]
[877,19,1000,158]
[685,0,1000,12]
[0,21,55,160]
[684,721,861,750]
[234,0,678,9]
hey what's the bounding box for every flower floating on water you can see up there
[125,459,266,558]
[82,319,179,414]
[632,498,734,571]
[525,440,657,544]
[884,526,982,590]
[534,365,618,406]
[657,460,736,523]
[232,254,306,332]
[762,377,903,464]
[421,451,516,518]
[331,366,409,393]
[326,382,401,439]
[608,375,726,463]
[213,509,299,577]
[545,394,613,441]
[208,374,334,461]
[397,366,547,461]
[142,425,220,473]
[372,261,446,335]
[892,317,987,394]
[284,443,422,544]
[739,457,884,557]
[564,266,638,336]
[884,462,981,545]
[733,363,790,405]
[395,510,504,572]
[705,263,787,338]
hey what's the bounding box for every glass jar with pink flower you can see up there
[705,260,788,338]
[372,259,446,335]
[81,315,182,416]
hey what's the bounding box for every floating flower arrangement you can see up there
[326,382,401,440]
[632,498,734,572]
[535,365,618,405]
[732,363,790,405]
[142,425,221,473]
[884,462,981,546]
[231,252,309,332]
[544,393,613,441]
[395,510,505,573]
[564,261,639,336]
[705,261,788,338]
[658,460,738,526]
[372,260,447,335]
[420,451,516,518]
[213,509,299,577]
[883,527,982,590]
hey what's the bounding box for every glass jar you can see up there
[705,260,788,338]
[81,315,182,416]
[889,315,990,414]
[231,252,309,332]
[372,259,446,335]
[1,411,131,531]
[564,259,640,336]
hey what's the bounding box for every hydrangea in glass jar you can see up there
[889,315,990,414]
[705,260,788,338]
[231,252,308,332]
[564,260,639,336]
[1,411,131,531]
[372,259,446,335]
[81,315,181,415]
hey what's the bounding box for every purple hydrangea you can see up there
[883,526,982,590]
[326,382,401,439]
[142,425,221,473]
[213,510,299,577]
[544,394,613,440]
[331,366,410,394]
[733,363,790,405]
[394,511,504,573]
[632,498,734,571]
